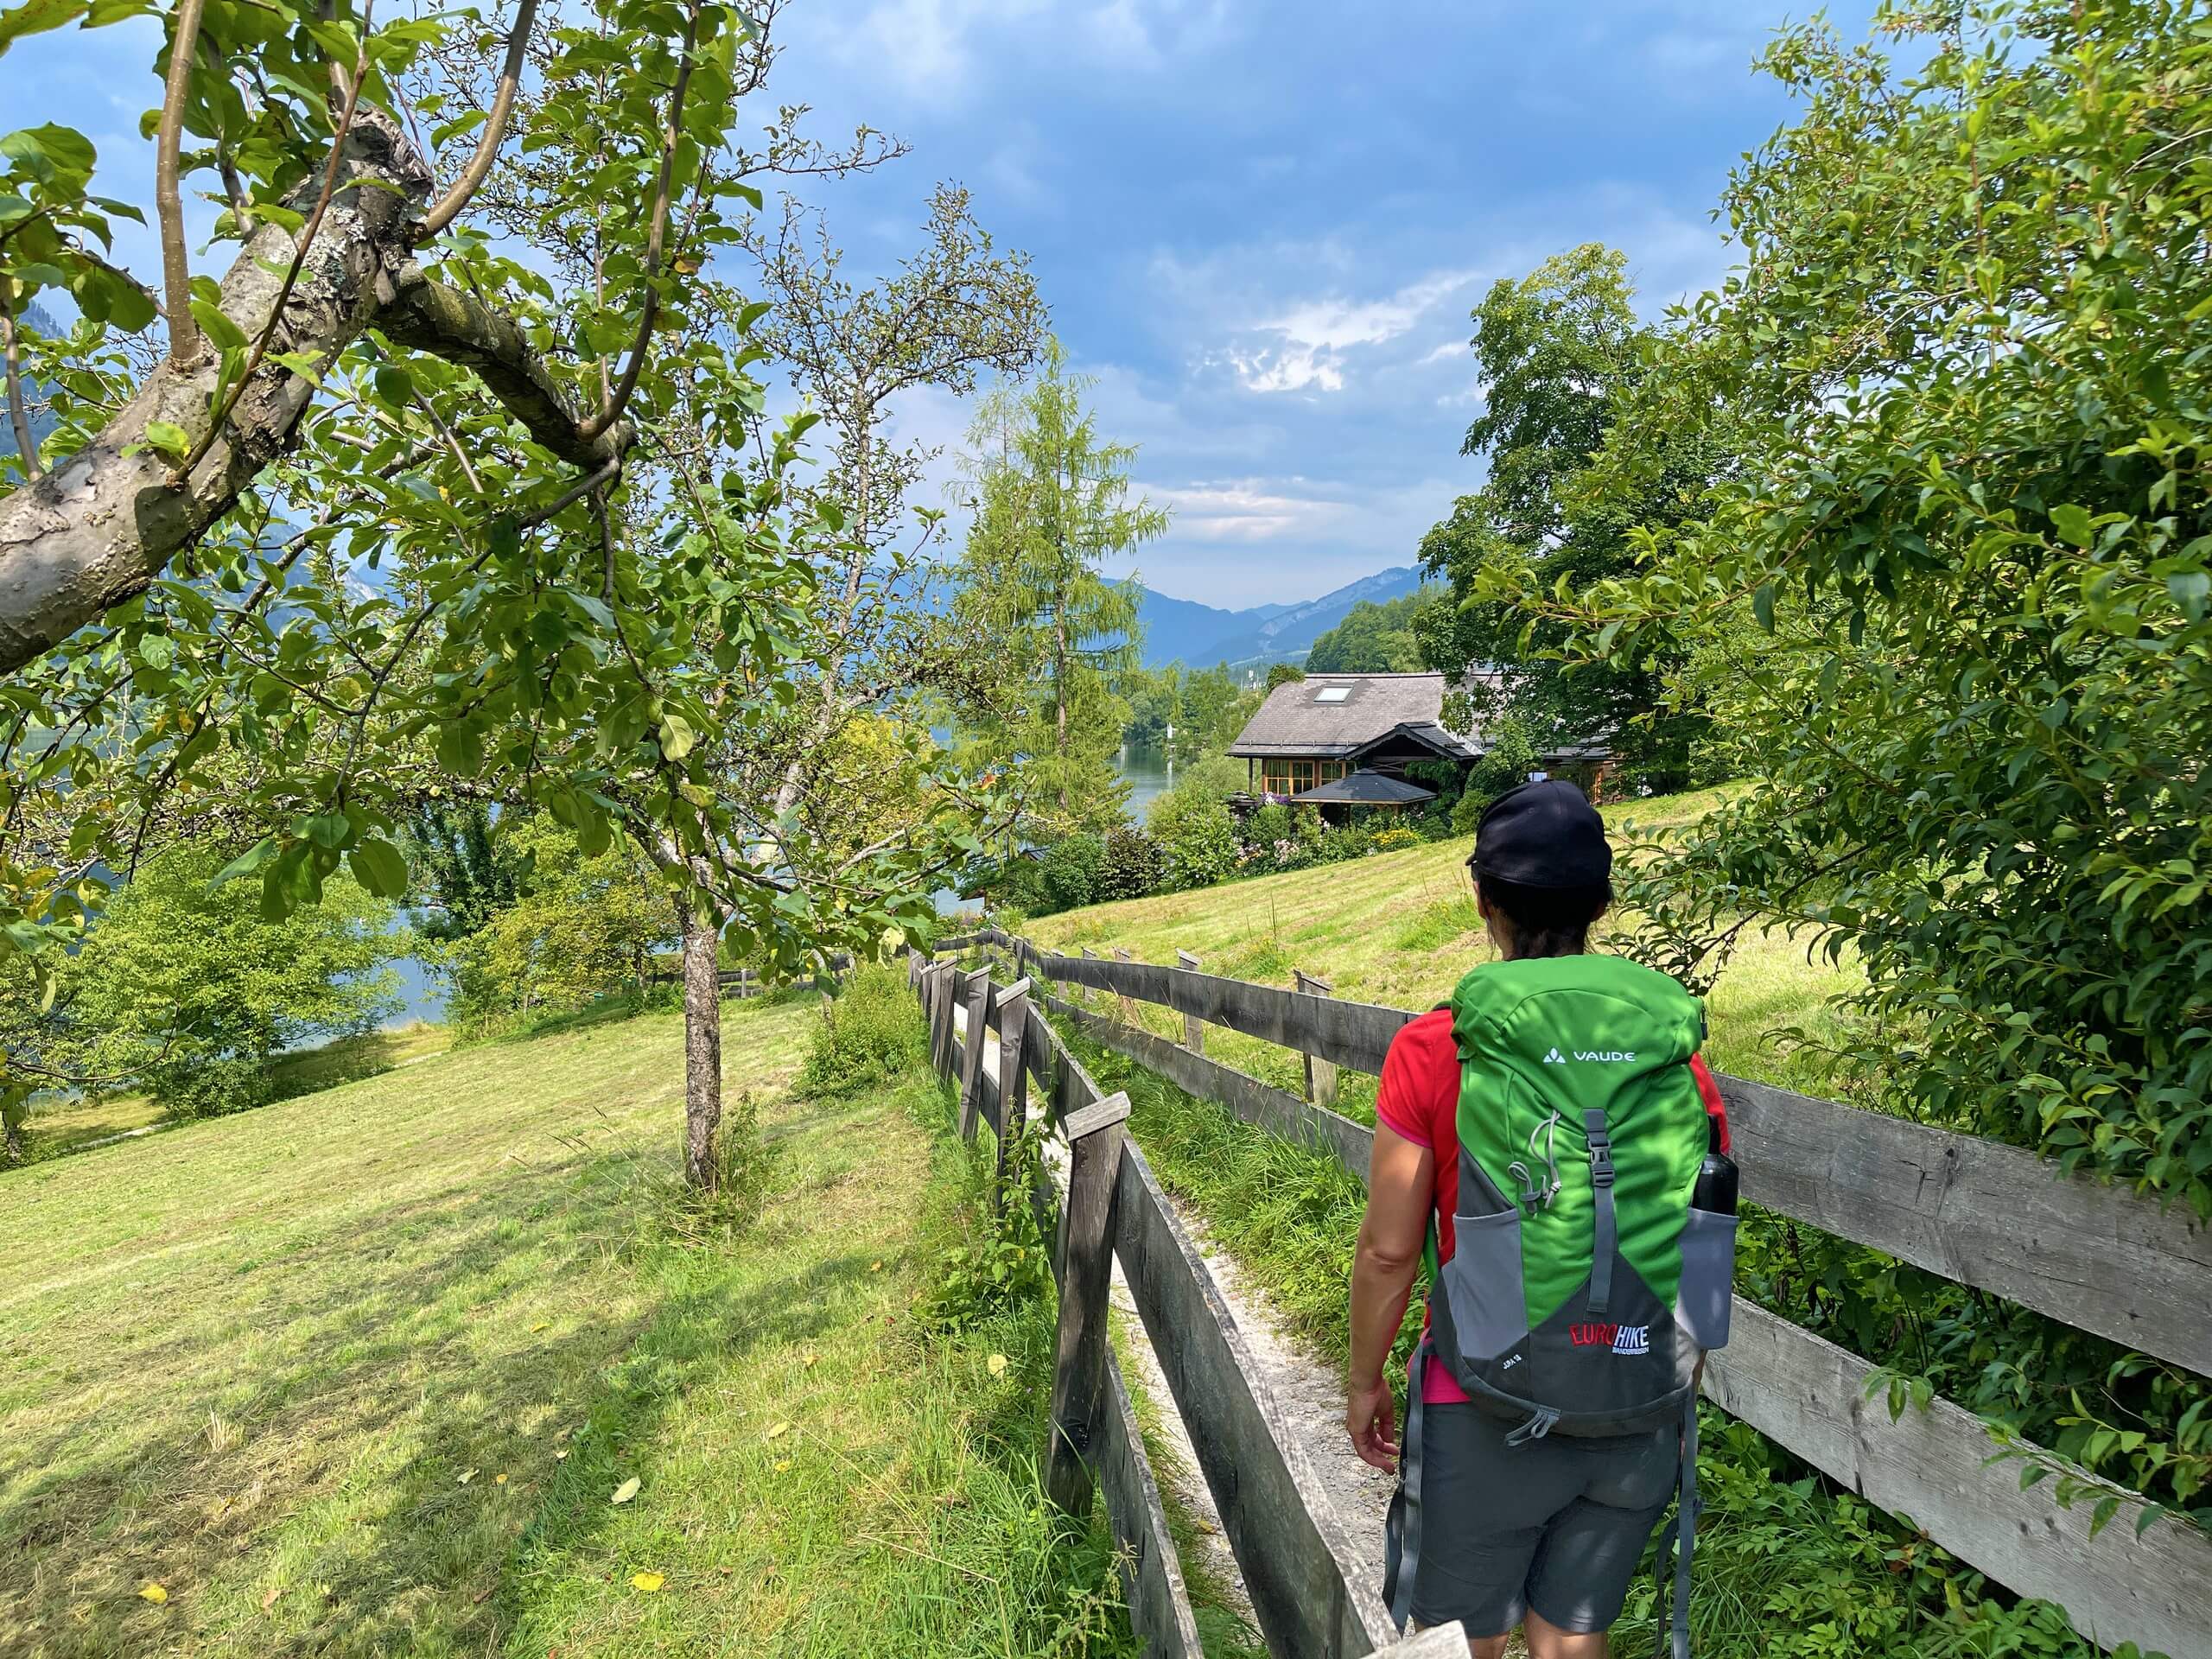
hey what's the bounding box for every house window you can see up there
[1261,759,1344,796]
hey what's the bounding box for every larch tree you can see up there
[954,340,1166,834]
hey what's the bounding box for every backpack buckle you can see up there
[1586,1122,1616,1189]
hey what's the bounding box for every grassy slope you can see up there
[1,999,1128,1658]
[21,1023,454,1160]
[1025,785,1863,1109]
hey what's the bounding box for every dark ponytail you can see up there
[1476,874,1611,960]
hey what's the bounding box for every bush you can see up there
[796,962,928,1097]
[1371,825,1423,853]
[1036,834,1104,914]
[54,844,402,1120]
[1096,826,1164,901]
[1147,786,1242,891]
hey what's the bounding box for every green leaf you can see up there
[210,836,279,888]
[346,836,409,899]
[436,722,484,775]
[188,297,249,354]
[1751,582,1775,633]
[0,0,91,58]
[2050,504,2094,549]
[143,420,190,459]
[2165,569,2209,620]
[136,632,173,670]
[658,713,696,761]
[305,810,351,850]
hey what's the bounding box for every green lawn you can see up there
[1,997,1130,1657]
[1024,785,1864,1109]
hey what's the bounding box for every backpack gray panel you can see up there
[1441,1207,1529,1361]
[1674,1208,1738,1350]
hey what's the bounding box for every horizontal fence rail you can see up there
[919,943,1461,1659]
[935,927,2212,1659]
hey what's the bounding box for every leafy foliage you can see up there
[1096,825,1165,902]
[1146,786,1242,892]
[1416,244,1721,790]
[43,844,400,1118]
[795,960,929,1098]
[1303,588,1440,674]
[1501,3,2212,1216]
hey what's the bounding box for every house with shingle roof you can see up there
[1227,670,1605,814]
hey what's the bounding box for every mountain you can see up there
[1125,565,1427,671]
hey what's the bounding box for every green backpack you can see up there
[1386,954,1738,1655]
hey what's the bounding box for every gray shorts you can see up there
[1401,1402,1681,1637]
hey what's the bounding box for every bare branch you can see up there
[414,388,483,493]
[216,140,255,238]
[518,454,620,527]
[2,299,40,482]
[578,0,704,443]
[156,0,211,365]
[417,0,542,238]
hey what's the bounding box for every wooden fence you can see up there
[927,928,2212,1659]
[906,952,1465,1659]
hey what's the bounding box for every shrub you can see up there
[1147,787,1242,891]
[1371,825,1423,853]
[1036,834,1104,914]
[54,844,402,1120]
[1246,802,1294,849]
[796,962,928,1097]
[1096,826,1164,901]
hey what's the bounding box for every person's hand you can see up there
[1346,1376,1399,1472]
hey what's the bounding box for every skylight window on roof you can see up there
[1313,685,1351,702]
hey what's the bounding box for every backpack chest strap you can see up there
[1585,1107,1616,1316]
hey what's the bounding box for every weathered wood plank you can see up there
[1033,950,1413,1075]
[1175,950,1205,1055]
[957,973,994,1141]
[1095,1352,1208,1659]
[928,963,958,1078]
[1721,1074,2212,1381]
[992,982,1032,1209]
[1114,1138,1392,1657]
[1046,1092,1131,1517]
[1294,969,1339,1107]
[1706,1300,2212,1659]
[1043,991,1377,1187]
[1370,1626,1471,1656]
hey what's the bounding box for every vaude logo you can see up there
[1541,1047,1566,1065]
[1542,1047,1637,1065]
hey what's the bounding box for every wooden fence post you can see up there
[1113,946,1139,1026]
[992,978,1032,1212]
[1175,950,1205,1055]
[930,963,959,1079]
[1294,969,1338,1107]
[957,971,994,1142]
[1046,1090,1132,1518]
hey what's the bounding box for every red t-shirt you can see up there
[1375,1007,1730,1403]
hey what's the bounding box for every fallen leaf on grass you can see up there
[494,1473,508,1485]
[610,1477,640,1505]
[260,1586,281,1611]
[531,1322,550,1332]
[457,1469,478,1484]
[765,1421,791,1440]
[868,1260,883,1273]
[986,1353,1007,1376]
[139,1583,168,1604]
[801,1353,817,1369]
[555,1450,569,1461]
[773,1459,792,1472]
[630,1572,664,1593]
[473,1584,496,1605]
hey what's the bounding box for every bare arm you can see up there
[1346,1120,1433,1471]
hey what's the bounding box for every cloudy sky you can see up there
[7,0,1883,607]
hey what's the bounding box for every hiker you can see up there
[1345,779,1737,1659]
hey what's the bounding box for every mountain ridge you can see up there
[1123,564,1425,671]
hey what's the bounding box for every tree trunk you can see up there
[2,1109,24,1168]
[678,894,722,1191]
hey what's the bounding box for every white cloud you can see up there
[1144,479,1354,542]
[1227,268,1479,395]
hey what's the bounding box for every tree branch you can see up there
[155,0,210,365]
[577,0,703,442]
[2,298,40,481]
[417,0,542,238]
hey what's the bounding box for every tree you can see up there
[1414,245,1721,788]
[44,846,400,1120]
[956,340,1167,833]
[0,0,986,1184]
[1504,3,2212,1214]
[1263,661,1305,692]
[1304,589,1437,673]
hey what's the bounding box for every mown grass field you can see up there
[1024,785,1863,1111]
[1,996,1132,1658]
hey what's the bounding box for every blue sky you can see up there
[5,0,1882,607]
